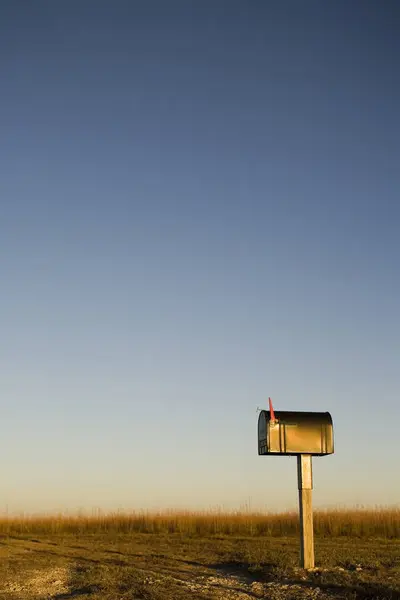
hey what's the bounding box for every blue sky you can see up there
[1,1,399,513]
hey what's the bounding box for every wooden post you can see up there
[297,454,314,569]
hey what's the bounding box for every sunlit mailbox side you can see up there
[258,411,334,456]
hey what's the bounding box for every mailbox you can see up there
[258,410,334,456]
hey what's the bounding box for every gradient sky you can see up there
[1,1,399,514]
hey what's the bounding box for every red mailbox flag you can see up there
[269,397,276,422]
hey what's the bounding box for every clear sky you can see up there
[1,1,399,514]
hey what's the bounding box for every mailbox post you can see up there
[297,454,314,569]
[258,401,334,569]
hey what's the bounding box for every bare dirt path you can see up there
[1,566,69,598]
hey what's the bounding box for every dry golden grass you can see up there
[1,506,399,538]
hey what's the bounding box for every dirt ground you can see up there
[1,533,400,599]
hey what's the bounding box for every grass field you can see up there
[2,507,400,538]
[1,509,400,599]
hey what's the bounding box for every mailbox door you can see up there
[258,412,267,454]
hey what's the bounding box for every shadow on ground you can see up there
[207,559,400,600]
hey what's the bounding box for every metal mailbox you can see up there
[258,410,334,456]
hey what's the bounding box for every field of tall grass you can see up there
[1,507,399,538]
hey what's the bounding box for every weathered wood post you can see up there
[297,454,314,569]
